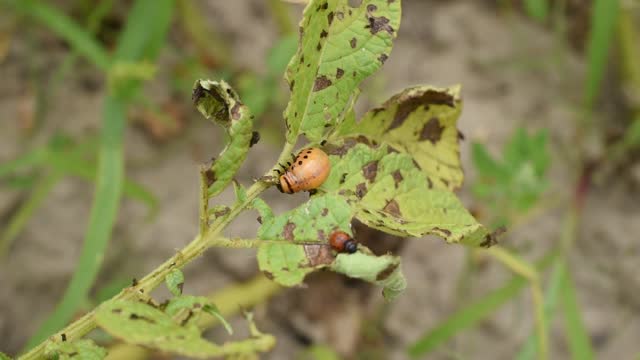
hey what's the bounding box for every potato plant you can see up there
[15,0,500,359]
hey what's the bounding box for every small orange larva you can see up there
[329,231,357,253]
[278,147,331,194]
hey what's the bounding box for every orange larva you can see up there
[278,147,331,194]
[329,231,357,253]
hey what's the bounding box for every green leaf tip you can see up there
[192,79,254,198]
[44,339,107,360]
[284,0,401,143]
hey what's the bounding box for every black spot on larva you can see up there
[298,161,303,165]
[250,131,260,147]
[304,155,308,159]
[350,37,357,48]
[387,90,455,132]
[419,117,444,144]
[320,29,328,38]
[355,183,367,198]
[205,169,216,187]
[339,172,347,184]
[367,4,378,12]
[383,199,402,217]
[328,11,335,25]
[336,68,344,79]
[379,54,388,63]
[230,103,242,120]
[289,79,295,91]
[362,160,378,183]
[376,263,398,281]
[392,170,403,188]
[283,222,296,241]
[313,75,332,91]
[317,42,322,51]
[307,150,312,153]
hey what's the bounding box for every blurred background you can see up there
[1,0,639,359]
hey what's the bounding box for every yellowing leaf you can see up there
[192,80,253,197]
[334,85,464,190]
[284,0,401,142]
[321,140,498,247]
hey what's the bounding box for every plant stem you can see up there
[19,141,295,360]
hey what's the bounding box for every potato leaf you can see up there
[284,0,401,142]
[334,85,464,190]
[331,251,406,301]
[44,339,107,360]
[165,269,184,297]
[321,140,497,247]
[192,80,253,197]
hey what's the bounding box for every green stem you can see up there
[18,141,295,360]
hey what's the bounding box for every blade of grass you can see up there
[7,0,111,70]
[24,0,174,348]
[523,0,549,22]
[559,261,595,360]
[0,170,63,258]
[584,0,620,110]
[407,250,558,358]
[0,148,48,178]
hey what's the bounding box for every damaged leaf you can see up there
[321,140,497,247]
[331,251,406,301]
[44,339,107,360]
[165,269,185,296]
[192,80,253,197]
[164,295,233,335]
[334,85,464,190]
[283,0,401,142]
[257,194,353,286]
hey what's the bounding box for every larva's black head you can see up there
[344,240,358,254]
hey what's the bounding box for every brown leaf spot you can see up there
[250,131,260,147]
[129,313,156,324]
[387,90,455,132]
[289,79,295,91]
[300,55,305,64]
[339,172,348,184]
[365,15,394,35]
[282,221,296,241]
[256,216,262,224]
[419,117,444,144]
[378,54,388,64]
[320,29,328,38]
[313,75,332,92]
[177,282,184,294]
[376,263,399,281]
[205,169,216,187]
[336,11,344,20]
[328,11,334,25]
[367,4,378,12]
[317,42,322,51]
[392,170,403,188]
[355,183,367,199]
[336,68,344,79]
[362,160,379,183]
[317,229,326,241]
[263,271,274,280]
[350,37,357,48]
[321,208,329,216]
[458,129,465,140]
[304,244,335,266]
[383,199,402,217]
[214,207,230,218]
[480,226,506,248]
[432,227,452,237]
[230,103,242,120]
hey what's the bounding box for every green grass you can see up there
[21,0,175,349]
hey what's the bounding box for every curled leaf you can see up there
[331,251,406,301]
[284,0,401,142]
[192,80,253,197]
[165,269,185,296]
